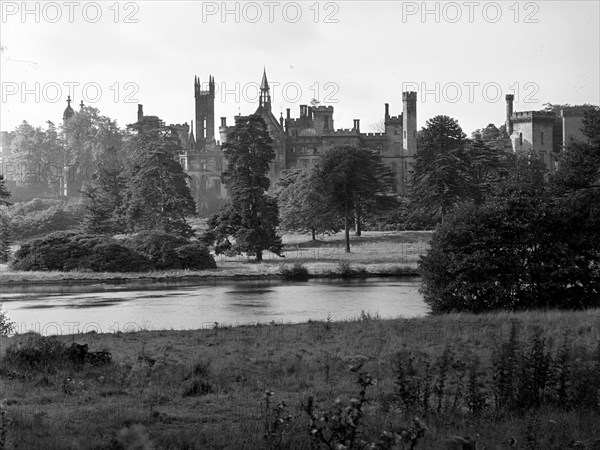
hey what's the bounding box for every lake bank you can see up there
[0,230,428,285]
[0,260,420,285]
[1,309,599,449]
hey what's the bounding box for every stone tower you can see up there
[402,92,417,155]
[505,94,514,135]
[194,75,215,145]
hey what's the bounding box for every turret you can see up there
[402,92,417,155]
[505,94,514,135]
[194,75,216,144]
[137,104,144,122]
[63,96,74,125]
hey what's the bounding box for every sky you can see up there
[1,1,599,137]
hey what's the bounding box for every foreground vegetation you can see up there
[1,310,599,449]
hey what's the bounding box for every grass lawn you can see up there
[1,309,599,449]
[0,231,431,284]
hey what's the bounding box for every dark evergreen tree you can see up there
[462,137,511,205]
[315,145,392,252]
[81,146,127,234]
[205,114,282,261]
[0,175,12,263]
[410,115,468,219]
[121,116,196,237]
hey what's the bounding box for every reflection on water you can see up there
[1,278,428,335]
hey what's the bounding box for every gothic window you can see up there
[404,130,407,138]
[394,142,401,152]
[313,147,318,154]
[394,127,399,135]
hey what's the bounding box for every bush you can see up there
[84,242,153,272]
[10,231,151,272]
[6,199,84,240]
[279,262,310,281]
[10,230,216,272]
[3,335,112,372]
[124,232,215,270]
[421,198,600,314]
[0,303,15,335]
[174,242,217,270]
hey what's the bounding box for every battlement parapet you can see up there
[511,111,555,123]
[362,132,385,137]
[385,115,402,123]
[312,105,334,112]
[402,91,417,101]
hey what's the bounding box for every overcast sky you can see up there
[1,1,599,137]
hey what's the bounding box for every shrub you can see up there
[174,242,217,270]
[123,232,190,270]
[3,336,111,373]
[420,199,600,314]
[85,242,153,272]
[0,303,15,336]
[6,199,84,240]
[10,231,151,272]
[279,262,310,281]
[10,230,216,272]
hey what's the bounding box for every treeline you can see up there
[420,109,600,313]
[1,113,210,271]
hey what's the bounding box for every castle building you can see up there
[504,94,594,172]
[158,69,419,216]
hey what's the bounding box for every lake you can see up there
[0,278,428,335]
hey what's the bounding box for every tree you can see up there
[62,107,123,196]
[410,115,468,218]
[205,114,282,261]
[0,175,10,205]
[315,145,392,252]
[462,137,510,205]
[552,107,600,192]
[80,146,127,234]
[121,116,196,237]
[276,169,341,240]
[0,175,12,262]
[421,139,600,314]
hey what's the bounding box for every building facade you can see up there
[160,70,419,216]
[504,94,594,172]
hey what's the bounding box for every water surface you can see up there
[1,278,427,335]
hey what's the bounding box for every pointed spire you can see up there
[259,68,271,110]
[260,67,269,90]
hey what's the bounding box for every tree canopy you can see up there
[421,109,600,314]
[315,145,393,252]
[205,114,282,261]
[120,116,196,237]
[276,169,341,240]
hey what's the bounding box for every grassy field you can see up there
[1,309,599,449]
[0,231,430,284]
